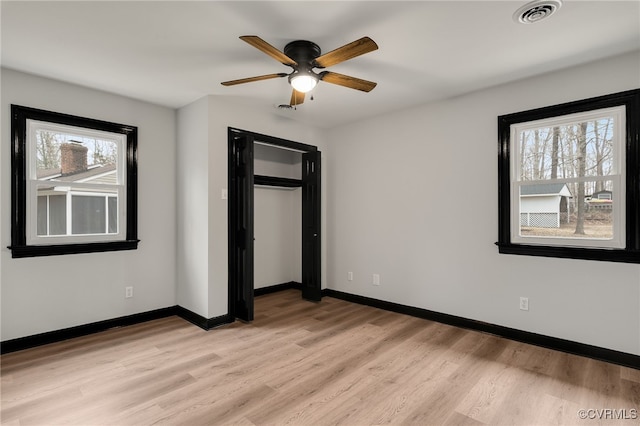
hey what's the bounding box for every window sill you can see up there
[9,240,139,258]
[495,242,640,264]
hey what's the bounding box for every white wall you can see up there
[326,51,640,355]
[0,69,177,341]
[254,143,301,179]
[254,187,301,289]
[176,97,210,316]
[176,96,326,318]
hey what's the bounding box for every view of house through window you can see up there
[10,104,138,258]
[28,120,125,244]
[511,106,624,248]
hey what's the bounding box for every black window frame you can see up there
[497,89,640,263]
[9,105,139,258]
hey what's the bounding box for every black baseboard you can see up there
[0,306,178,354]
[5,288,637,370]
[323,289,640,370]
[1,305,237,354]
[174,306,234,331]
[254,281,301,296]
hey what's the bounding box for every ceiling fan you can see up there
[221,35,378,106]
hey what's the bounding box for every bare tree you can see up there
[551,126,559,179]
[592,118,613,193]
[526,131,539,180]
[36,131,61,170]
[575,122,588,235]
[520,132,527,179]
[92,139,117,165]
[535,129,552,180]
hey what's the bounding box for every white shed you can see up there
[520,183,572,228]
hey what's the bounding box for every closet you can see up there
[228,128,321,322]
[254,143,302,292]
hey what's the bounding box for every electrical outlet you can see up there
[347,271,353,281]
[373,274,380,286]
[125,286,133,298]
[519,296,529,311]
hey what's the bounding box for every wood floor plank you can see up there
[1,289,638,425]
[244,319,427,424]
[621,366,640,383]
[453,363,522,424]
[296,325,467,425]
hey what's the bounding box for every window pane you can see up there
[37,196,47,235]
[36,130,119,185]
[49,195,67,235]
[519,180,614,240]
[72,195,106,234]
[108,197,118,234]
[518,117,615,181]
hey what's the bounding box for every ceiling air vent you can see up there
[514,0,562,24]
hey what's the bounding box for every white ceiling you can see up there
[2,1,639,128]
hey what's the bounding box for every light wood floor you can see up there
[1,290,639,425]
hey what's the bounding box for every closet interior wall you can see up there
[253,143,302,289]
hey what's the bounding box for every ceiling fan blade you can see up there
[240,35,297,67]
[221,73,288,86]
[319,71,377,92]
[290,89,305,106]
[314,36,378,68]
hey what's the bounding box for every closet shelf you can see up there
[254,175,302,188]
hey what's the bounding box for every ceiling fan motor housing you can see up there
[284,40,321,71]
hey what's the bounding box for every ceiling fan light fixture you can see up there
[289,72,317,93]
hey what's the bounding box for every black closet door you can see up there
[228,133,254,321]
[302,150,321,301]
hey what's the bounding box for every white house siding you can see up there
[520,195,561,228]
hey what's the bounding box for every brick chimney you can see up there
[60,141,88,176]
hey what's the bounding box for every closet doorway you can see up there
[228,128,321,322]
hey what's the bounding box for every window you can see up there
[497,89,640,263]
[10,105,138,257]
